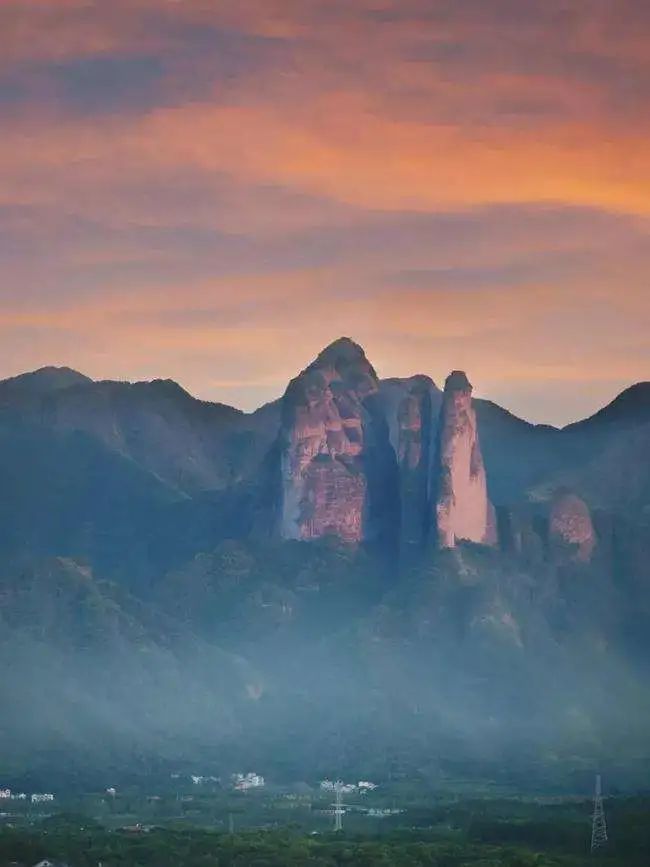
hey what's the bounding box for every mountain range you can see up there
[1,338,649,788]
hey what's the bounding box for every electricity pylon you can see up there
[332,781,344,832]
[591,774,608,854]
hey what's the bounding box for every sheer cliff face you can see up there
[379,376,441,553]
[279,354,496,550]
[279,338,397,543]
[434,371,496,549]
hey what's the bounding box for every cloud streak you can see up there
[0,0,648,424]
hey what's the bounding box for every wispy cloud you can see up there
[0,0,648,424]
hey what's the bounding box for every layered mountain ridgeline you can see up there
[0,366,280,495]
[0,342,649,784]
[1,348,647,562]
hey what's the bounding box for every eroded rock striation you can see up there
[279,338,397,543]
[433,371,496,548]
[379,376,442,553]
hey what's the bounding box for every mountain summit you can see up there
[0,365,91,397]
[313,335,371,368]
[279,338,396,542]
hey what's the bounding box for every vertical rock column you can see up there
[433,371,496,548]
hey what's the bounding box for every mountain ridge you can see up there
[4,358,647,433]
[0,339,648,781]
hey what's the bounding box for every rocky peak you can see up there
[444,370,472,392]
[288,338,378,405]
[279,340,397,544]
[314,336,370,367]
[433,370,496,548]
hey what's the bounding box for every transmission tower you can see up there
[590,774,608,854]
[332,781,344,832]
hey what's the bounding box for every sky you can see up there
[1,0,649,425]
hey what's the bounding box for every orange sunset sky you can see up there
[1,0,649,424]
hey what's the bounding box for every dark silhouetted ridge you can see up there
[565,382,650,431]
[0,366,92,396]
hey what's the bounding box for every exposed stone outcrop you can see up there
[433,371,496,548]
[279,338,397,544]
[379,376,442,553]
[548,491,596,561]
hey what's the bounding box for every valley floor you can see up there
[0,787,648,867]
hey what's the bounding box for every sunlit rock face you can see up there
[379,376,442,553]
[433,371,496,548]
[279,338,397,544]
[549,491,596,561]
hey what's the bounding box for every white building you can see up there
[232,772,265,791]
[31,793,55,804]
[319,780,357,794]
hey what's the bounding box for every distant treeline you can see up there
[1,802,650,867]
